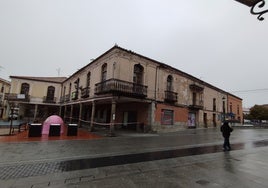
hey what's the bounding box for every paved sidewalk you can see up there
[0,128,268,187]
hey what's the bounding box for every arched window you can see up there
[20,83,29,95]
[46,86,55,101]
[167,75,173,91]
[101,64,107,82]
[133,64,144,85]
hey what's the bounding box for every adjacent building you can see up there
[0,78,11,119]
[5,45,243,132]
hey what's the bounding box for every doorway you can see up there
[123,111,137,130]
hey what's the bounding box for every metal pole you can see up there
[108,99,116,137]
[89,101,95,132]
[9,108,14,135]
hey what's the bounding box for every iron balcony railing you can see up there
[65,94,70,102]
[189,100,204,110]
[81,87,90,98]
[95,79,147,98]
[164,90,178,103]
[4,93,30,102]
[43,96,56,103]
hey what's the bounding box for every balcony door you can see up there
[192,92,197,105]
[133,64,143,85]
[46,86,55,101]
[20,83,29,95]
[167,75,173,91]
[133,64,144,94]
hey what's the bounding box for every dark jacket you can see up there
[220,122,233,138]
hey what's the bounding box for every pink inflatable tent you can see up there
[42,115,64,135]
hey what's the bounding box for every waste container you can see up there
[49,124,61,136]
[28,123,42,137]
[67,124,78,136]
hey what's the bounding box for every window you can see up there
[20,83,29,95]
[133,64,144,84]
[161,109,174,125]
[1,86,4,93]
[230,102,233,113]
[69,83,72,95]
[222,100,226,114]
[101,64,107,82]
[213,98,216,111]
[167,75,173,91]
[86,72,91,87]
[74,78,80,90]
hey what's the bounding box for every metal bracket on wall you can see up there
[251,0,268,21]
[235,0,268,21]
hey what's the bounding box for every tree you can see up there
[249,105,268,121]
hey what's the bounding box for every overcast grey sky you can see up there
[0,0,268,108]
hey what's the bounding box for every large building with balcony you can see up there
[6,45,243,133]
[6,76,66,121]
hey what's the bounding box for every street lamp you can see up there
[9,103,15,135]
[222,97,226,122]
[234,0,268,21]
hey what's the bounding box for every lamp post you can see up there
[234,0,268,21]
[9,103,14,135]
[222,97,226,122]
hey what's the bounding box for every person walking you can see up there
[220,121,233,151]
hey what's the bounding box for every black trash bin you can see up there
[49,124,61,136]
[67,124,78,136]
[28,123,42,137]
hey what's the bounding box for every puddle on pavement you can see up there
[253,140,268,147]
[60,142,247,171]
[1,140,268,180]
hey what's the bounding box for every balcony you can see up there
[189,100,204,110]
[189,84,204,92]
[95,79,147,98]
[65,94,70,102]
[4,93,30,102]
[81,87,90,98]
[164,91,178,103]
[43,96,56,103]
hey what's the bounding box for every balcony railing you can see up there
[60,96,65,103]
[189,100,204,110]
[95,79,147,98]
[4,93,30,102]
[164,91,178,103]
[65,94,70,102]
[43,96,56,103]
[81,87,90,98]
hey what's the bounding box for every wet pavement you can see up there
[0,127,268,187]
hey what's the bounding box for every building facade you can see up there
[6,76,66,121]
[0,78,11,119]
[5,46,243,132]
